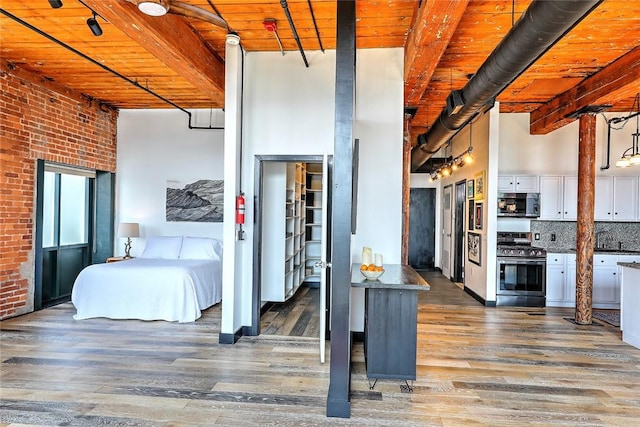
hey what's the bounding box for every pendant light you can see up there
[615,93,640,168]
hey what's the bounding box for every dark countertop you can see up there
[618,262,640,270]
[546,248,640,255]
[351,263,430,291]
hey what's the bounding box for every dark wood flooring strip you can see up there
[2,401,160,427]
[101,386,325,407]
[452,381,611,397]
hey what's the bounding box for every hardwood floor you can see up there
[2,273,640,426]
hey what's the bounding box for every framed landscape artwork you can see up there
[467,179,474,199]
[468,232,481,266]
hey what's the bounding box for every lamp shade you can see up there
[118,222,140,238]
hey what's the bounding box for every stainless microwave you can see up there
[497,193,540,217]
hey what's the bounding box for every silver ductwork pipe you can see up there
[411,0,603,172]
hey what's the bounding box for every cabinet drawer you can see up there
[546,254,565,265]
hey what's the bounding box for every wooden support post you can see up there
[575,113,597,325]
[401,114,411,265]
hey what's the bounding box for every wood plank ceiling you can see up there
[1,0,639,142]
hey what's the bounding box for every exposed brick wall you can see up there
[0,61,118,319]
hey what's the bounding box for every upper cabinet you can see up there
[539,175,577,220]
[497,175,539,193]
[541,175,640,222]
[612,176,639,221]
[595,176,639,221]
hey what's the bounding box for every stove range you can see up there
[496,232,547,258]
[497,245,546,258]
[496,232,547,307]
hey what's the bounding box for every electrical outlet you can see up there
[551,233,556,241]
[534,233,540,240]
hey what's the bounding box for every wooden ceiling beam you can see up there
[404,0,470,107]
[530,46,640,135]
[82,0,225,102]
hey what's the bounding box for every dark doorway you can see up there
[453,180,467,283]
[34,161,115,310]
[38,165,91,307]
[408,188,436,270]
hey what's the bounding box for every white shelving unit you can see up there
[304,163,324,284]
[261,162,306,302]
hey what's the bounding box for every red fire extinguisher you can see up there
[235,193,245,225]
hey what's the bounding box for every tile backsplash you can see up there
[531,221,640,251]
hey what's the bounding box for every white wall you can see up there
[240,48,404,332]
[412,108,497,302]
[499,112,639,176]
[116,109,225,256]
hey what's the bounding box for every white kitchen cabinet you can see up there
[546,253,576,307]
[498,175,538,193]
[546,254,567,304]
[593,255,619,309]
[595,176,639,221]
[539,176,577,220]
[613,176,639,221]
[261,162,306,302]
[549,252,631,309]
[595,176,614,221]
[563,176,578,220]
[539,176,564,220]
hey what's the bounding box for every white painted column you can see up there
[220,33,243,342]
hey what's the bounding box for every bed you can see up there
[71,236,223,323]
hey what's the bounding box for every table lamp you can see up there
[118,222,140,259]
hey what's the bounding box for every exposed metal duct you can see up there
[411,0,603,172]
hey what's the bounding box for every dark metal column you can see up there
[326,0,355,419]
[575,113,597,325]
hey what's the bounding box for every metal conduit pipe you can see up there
[411,0,603,172]
[280,0,309,67]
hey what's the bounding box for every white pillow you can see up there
[179,237,223,260]
[139,236,183,259]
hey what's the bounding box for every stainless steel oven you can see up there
[497,257,546,306]
[496,232,546,307]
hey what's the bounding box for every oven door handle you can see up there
[497,258,546,266]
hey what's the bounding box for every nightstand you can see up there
[106,256,131,263]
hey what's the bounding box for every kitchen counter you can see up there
[351,263,429,390]
[351,263,430,291]
[618,262,640,270]
[618,263,640,350]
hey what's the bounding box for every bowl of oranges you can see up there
[360,263,384,280]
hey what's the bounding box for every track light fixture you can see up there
[87,12,102,36]
[48,0,63,8]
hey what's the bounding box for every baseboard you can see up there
[464,286,496,307]
[219,327,243,344]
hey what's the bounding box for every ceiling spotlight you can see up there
[138,0,170,16]
[48,0,63,8]
[87,13,102,36]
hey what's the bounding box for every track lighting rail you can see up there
[0,8,223,130]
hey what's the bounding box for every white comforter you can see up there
[71,258,222,323]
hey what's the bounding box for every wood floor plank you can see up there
[2,271,640,425]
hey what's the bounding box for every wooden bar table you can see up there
[351,263,430,391]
